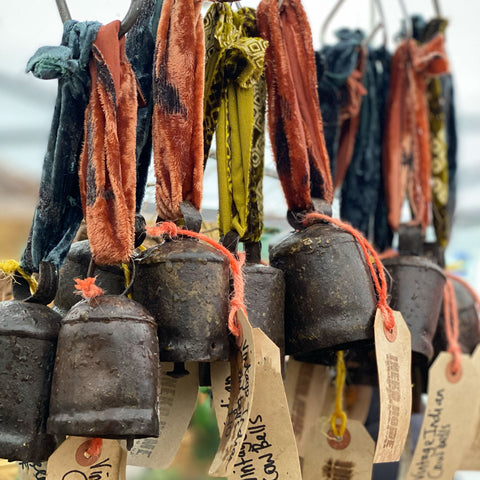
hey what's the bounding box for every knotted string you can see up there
[446,272,480,313]
[147,222,244,337]
[74,277,104,300]
[303,212,395,332]
[0,259,38,294]
[330,350,347,438]
[85,438,103,459]
[443,277,462,374]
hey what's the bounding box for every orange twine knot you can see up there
[74,277,104,301]
[303,212,395,332]
[85,438,103,458]
[443,278,462,374]
[146,222,245,338]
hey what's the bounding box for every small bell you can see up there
[53,240,125,315]
[133,237,230,362]
[382,225,445,364]
[270,212,377,358]
[47,283,159,438]
[0,262,61,462]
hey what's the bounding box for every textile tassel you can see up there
[152,0,205,222]
[257,0,332,213]
[204,4,267,238]
[20,21,101,273]
[79,21,138,265]
[126,0,163,212]
[383,33,449,233]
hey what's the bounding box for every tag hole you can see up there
[383,323,397,343]
[76,440,100,467]
[446,361,462,383]
[327,428,351,450]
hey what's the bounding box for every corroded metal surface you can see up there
[383,255,445,361]
[133,238,231,362]
[0,301,61,461]
[270,222,377,356]
[53,240,125,315]
[47,295,159,438]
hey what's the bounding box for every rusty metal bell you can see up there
[0,262,61,462]
[53,240,126,316]
[243,243,285,358]
[269,220,377,357]
[133,237,230,362]
[47,293,159,438]
[433,276,480,356]
[382,256,445,362]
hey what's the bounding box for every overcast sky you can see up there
[1,0,480,116]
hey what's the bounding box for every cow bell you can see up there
[0,262,61,462]
[47,294,159,438]
[269,220,377,358]
[53,240,125,316]
[133,237,230,362]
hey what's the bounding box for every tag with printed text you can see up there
[374,309,412,462]
[17,462,47,480]
[460,345,480,470]
[230,328,302,480]
[303,417,374,480]
[47,437,127,480]
[406,352,480,480]
[128,362,199,468]
[209,309,256,477]
[285,358,330,457]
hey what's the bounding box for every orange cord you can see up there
[74,277,104,300]
[303,212,395,331]
[443,278,462,374]
[85,438,103,458]
[147,222,245,337]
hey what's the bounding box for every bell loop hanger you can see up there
[55,0,145,37]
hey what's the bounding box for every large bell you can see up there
[433,275,480,356]
[269,220,377,357]
[383,255,445,362]
[53,240,125,316]
[0,262,61,462]
[133,237,230,362]
[243,243,285,358]
[47,294,159,438]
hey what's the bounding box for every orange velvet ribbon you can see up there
[383,34,449,232]
[79,21,138,265]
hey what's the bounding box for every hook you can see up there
[433,0,442,17]
[320,0,345,47]
[54,0,145,37]
[398,0,413,39]
[364,0,387,46]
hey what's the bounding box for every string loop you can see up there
[443,277,462,374]
[0,259,38,294]
[330,350,347,438]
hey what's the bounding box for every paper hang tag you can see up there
[374,309,412,463]
[455,345,480,471]
[211,360,232,430]
[46,437,127,480]
[17,462,47,480]
[303,417,375,480]
[209,309,256,477]
[406,352,480,480]
[321,378,337,418]
[128,361,199,469]
[230,328,302,480]
[284,358,330,458]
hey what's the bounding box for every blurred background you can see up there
[0,0,479,479]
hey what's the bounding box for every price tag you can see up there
[303,417,374,480]
[374,309,412,463]
[406,352,480,480]
[128,362,199,468]
[230,328,302,480]
[211,361,231,429]
[209,309,256,477]
[17,462,47,480]
[285,358,330,457]
[46,437,127,480]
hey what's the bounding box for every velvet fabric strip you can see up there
[126,0,163,213]
[79,21,138,265]
[383,33,449,233]
[257,0,332,214]
[153,0,205,222]
[20,21,101,273]
[204,4,267,239]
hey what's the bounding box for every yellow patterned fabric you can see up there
[203,4,268,239]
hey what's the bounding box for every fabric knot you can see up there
[74,277,104,300]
